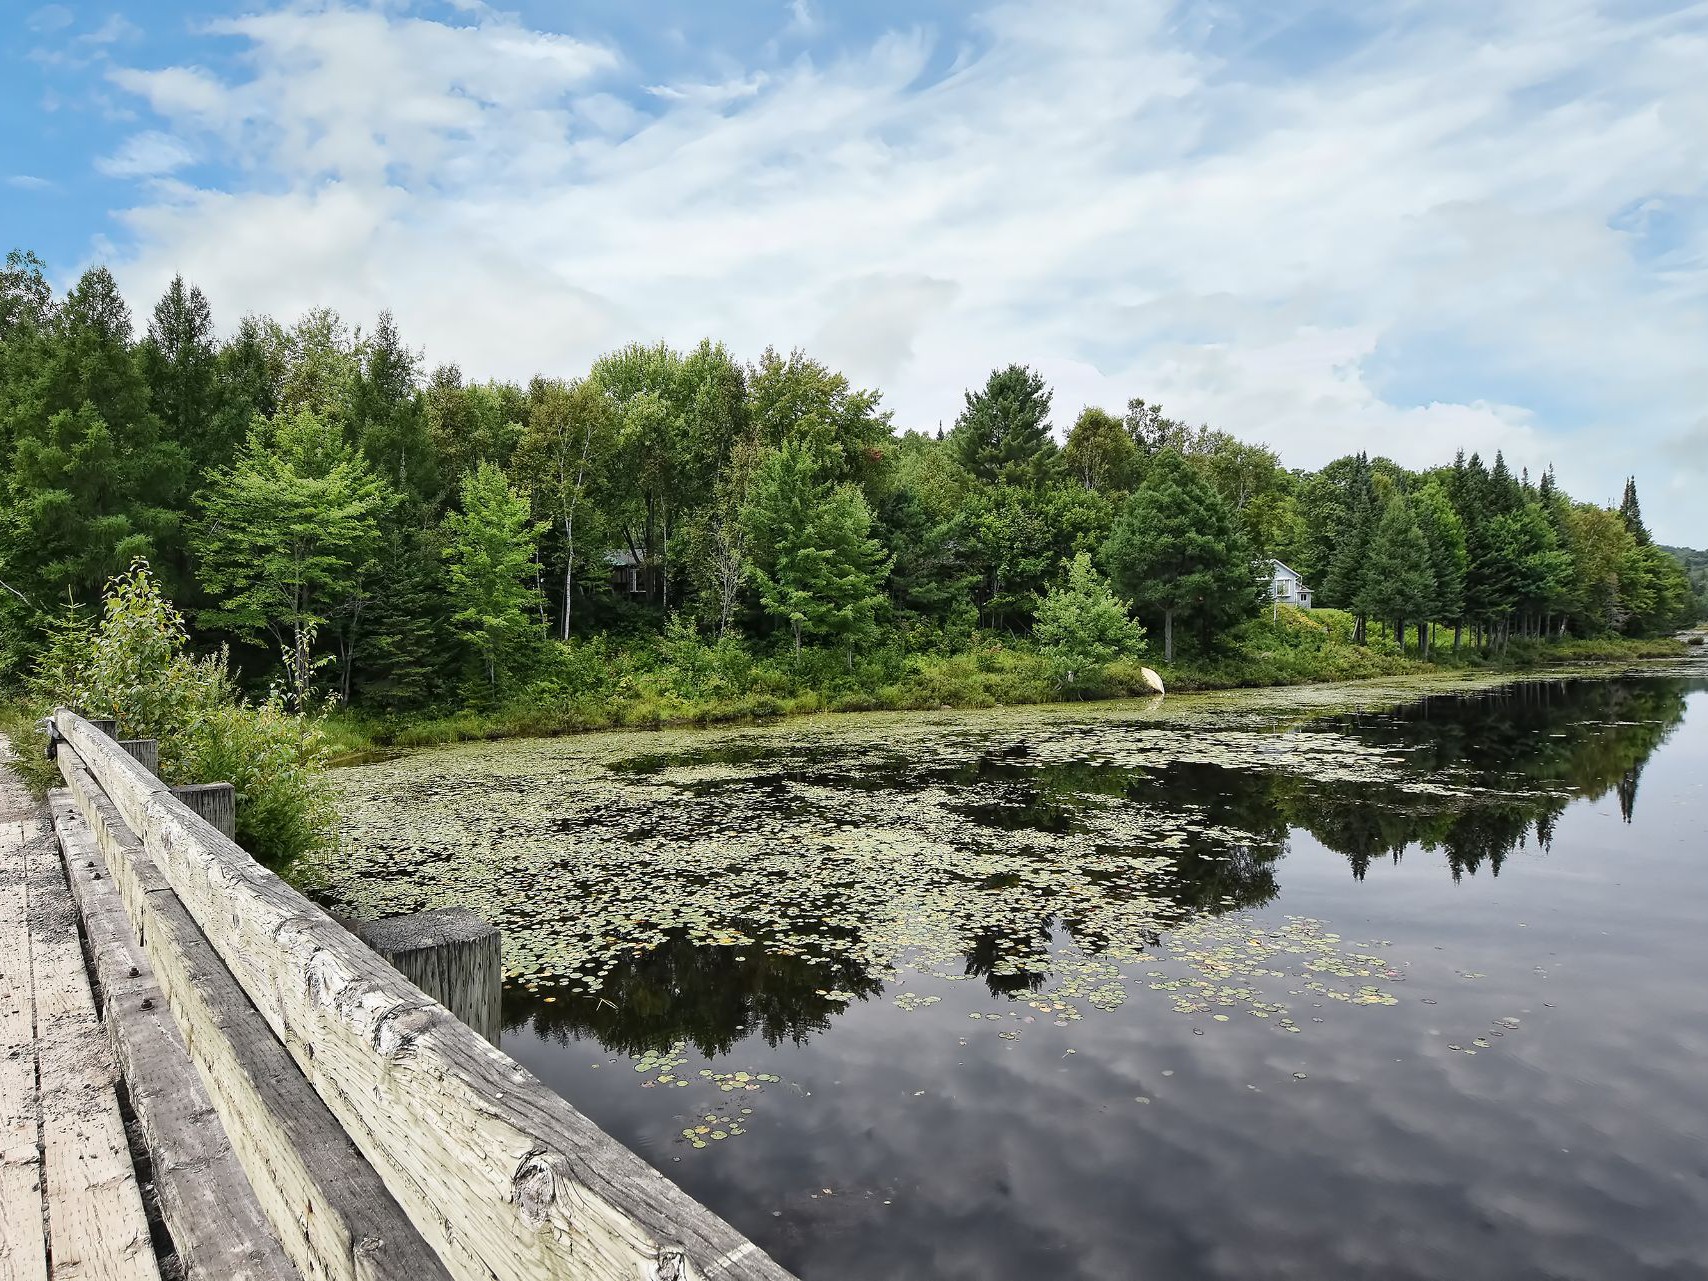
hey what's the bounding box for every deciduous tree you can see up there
[442,462,544,691]
[196,409,391,703]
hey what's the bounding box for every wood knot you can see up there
[511,1151,567,1233]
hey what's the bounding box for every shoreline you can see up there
[322,636,1698,763]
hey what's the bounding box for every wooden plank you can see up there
[56,708,796,1281]
[55,759,445,1281]
[48,794,297,1281]
[22,825,160,1280]
[113,744,158,777]
[1,775,49,1281]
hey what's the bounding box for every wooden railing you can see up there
[50,708,794,1281]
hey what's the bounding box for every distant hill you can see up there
[1662,546,1708,623]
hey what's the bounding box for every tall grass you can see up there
[332,611,1688,752]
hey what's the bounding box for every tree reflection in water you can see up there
[506,676,1700,1054]
[505,925,881,1053]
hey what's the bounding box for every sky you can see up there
[4,0,1706,543]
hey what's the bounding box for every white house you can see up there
[1267,559,1313,609]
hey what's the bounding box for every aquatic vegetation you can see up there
[328,668,1690,1022]
[314,666,1703,1164]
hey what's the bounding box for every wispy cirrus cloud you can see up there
[25,5,73,34]
[87,0,1708,539]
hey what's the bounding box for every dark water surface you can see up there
[331,670,1708,1280]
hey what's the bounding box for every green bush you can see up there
[186,699,338,866]
[20,561,337,868]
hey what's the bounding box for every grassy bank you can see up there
[321,608,1691,757]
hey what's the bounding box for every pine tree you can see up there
[1101,449,1259,663]
[948,364,1059,487]
[954,482,1056,632]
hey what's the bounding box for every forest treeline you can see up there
[1,250,1700,719]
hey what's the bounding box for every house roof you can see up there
[1268,558,1313,590]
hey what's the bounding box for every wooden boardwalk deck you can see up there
[1,721,796,1281]
[2,743,157,1280]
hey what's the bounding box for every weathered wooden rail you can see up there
[0,711,795,1281]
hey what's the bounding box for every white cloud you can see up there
[108,65,229,121]
[96,0,1708,540]
[79,14,141,45]
[786,0,819,37]
[95,130,196,178]
[6,174,57,191]
[26,5,73,34]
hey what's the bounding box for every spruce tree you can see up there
[1321,455,1376,641]
[142,275,221,469]
[351,526,449,710]
[1414,482,1467,654]
[1619,477,1651,545]
[1361,495,1435,654]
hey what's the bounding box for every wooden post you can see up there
[168,784,236,841]
[88,718,118,738]
[355,910,503,1046]
[117,739,159,775]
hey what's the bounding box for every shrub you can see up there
[187,698,338,865]
[1035,553,1147,693]
[24,561,336,868]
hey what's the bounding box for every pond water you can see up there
[324,665,1708,1280]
